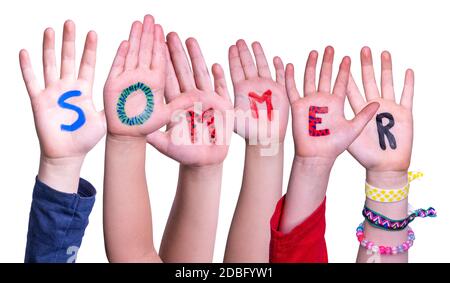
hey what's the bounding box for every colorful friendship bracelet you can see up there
[363,206,436,231]
[356,222,415,255]
[365,171,423,203]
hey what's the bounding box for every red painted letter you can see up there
[186,108,216,143]
[308,106,330,136]
[248,90,273,121]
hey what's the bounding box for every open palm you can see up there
[19,20,105,159]
[104,16,193,138]
[346,47,414,171]
[286,47,379,160]
[228,40,289,144]
[147,33,233,166]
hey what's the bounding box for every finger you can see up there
[212,63,231,101]
[42,28,57,86]
[273,56,285,85]
[19,49,40,97]
[346,73,366,113]
[303,50,318,96]
[251,41,271,79]
[285,63,300,103]
[107,40,129,79]
[381,51,395,101]
[138,14,154,68]
[167,32,196,91]
[60,20,76,79]
[349,102,380,138]
[236,39,257,79]
[78,31,97,83]
[98,109,107,130]
[150,24,166,72]
[165,45,180,103]
[228,45,245,85]
[332,56,350,98]
[318,46,334,93]
[166,93,196,118]
[124,21,142,70]
[360,46,380,101]
[146,131,170,153]
[400,69,415,110]
[186,37,213,91]
[197,94,231,114]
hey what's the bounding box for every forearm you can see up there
[160,163,222,262]
[279,156,333,233]
[224,143,283,262]
[357,170,409,263]
[103,134,160,262]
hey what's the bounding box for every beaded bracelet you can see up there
[356,222,415,255]
[363,206,436,231]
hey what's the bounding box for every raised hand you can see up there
[104,15,193,138]
[347,47,414,172]
[146,33,233,166]
[286,46,379,161]
[229,40,289,144]
[19,20,105,160]
[19,20,105,193]
[224,40,287,262]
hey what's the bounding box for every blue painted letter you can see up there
[58,90,86,131]
[116,82,154,126]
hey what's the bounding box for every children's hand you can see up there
[19,20,105,160]
[229,40,289,144]
[104,15,194,139]
[346,47,414,172]
[286,47,379,162]
[146,33,233,166]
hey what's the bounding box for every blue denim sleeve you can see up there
[24,177,96,263]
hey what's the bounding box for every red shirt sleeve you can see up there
[269,196,328,263]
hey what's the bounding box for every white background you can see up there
[0,0,448,263]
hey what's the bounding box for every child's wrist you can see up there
[105,134,147,167]
[280,156,332,232]
[289,156,334,196]
[106,133,147,145]
[293,155,335,171]
[364,170,409,220]
[365,198,409,219]
[181,163,223,175]
[245,142,284,158]
[245,141,284,147]
[38,155,85,194]
[366,170,408,189]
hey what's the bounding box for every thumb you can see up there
[349,102,380,138]
[98,109,106,128]
[166,94,195,113]
[146,131,170,154]
[157,94,194,127]
[162,94,196,126]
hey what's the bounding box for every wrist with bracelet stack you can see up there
[356,171,436,255]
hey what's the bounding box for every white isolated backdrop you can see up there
[0,0,448,263]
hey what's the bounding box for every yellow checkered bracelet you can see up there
[365,172,423,203]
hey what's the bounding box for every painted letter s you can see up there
[57,90,86,132]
